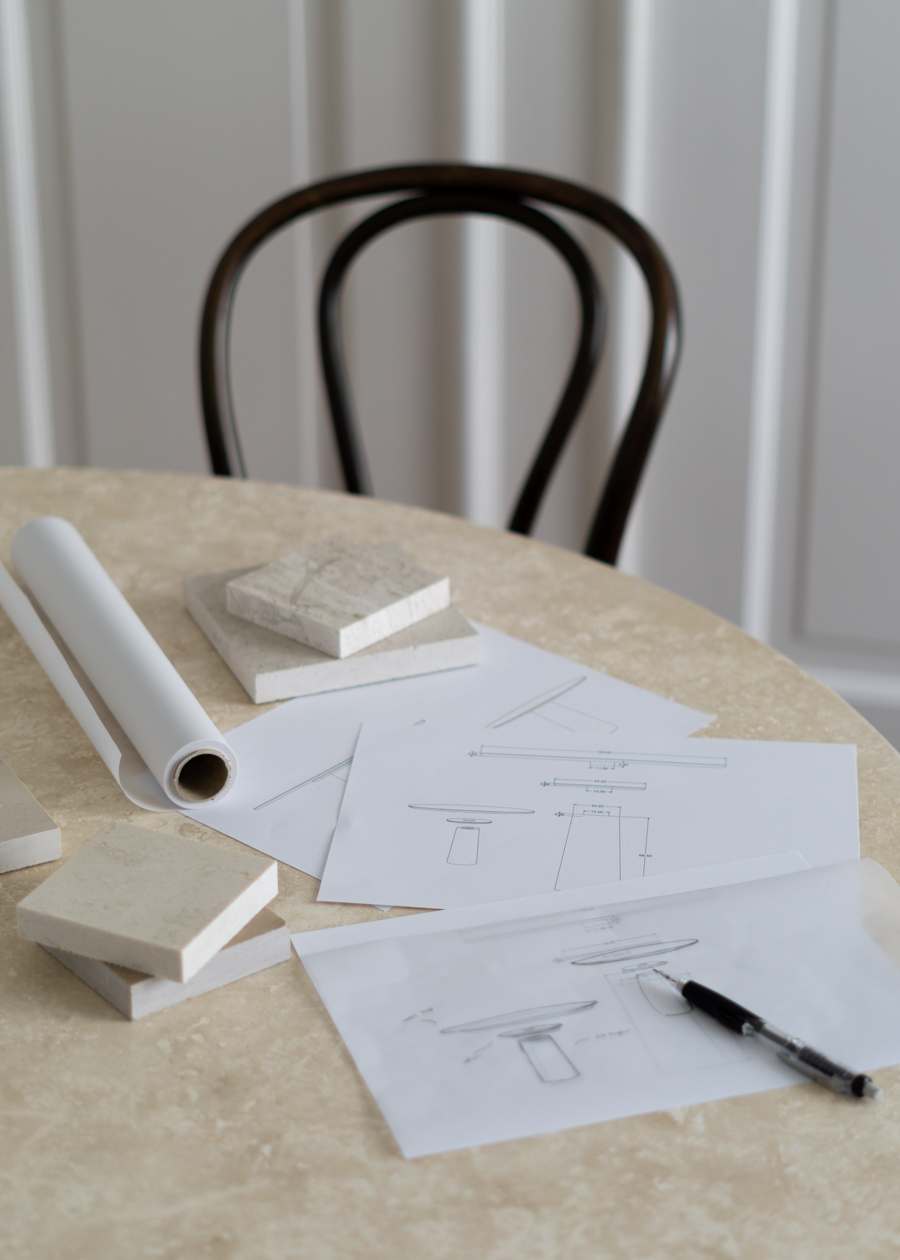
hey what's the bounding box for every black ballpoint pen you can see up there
[653,969,882,1100]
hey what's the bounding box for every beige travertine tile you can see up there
[16,820,277,980]
[3,468,900,1260]
[0,756,60,873]
[225,539,450,657]
[187,568,478,702]
[43,906,290,1019]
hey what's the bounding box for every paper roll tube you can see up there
[8,517,236,809]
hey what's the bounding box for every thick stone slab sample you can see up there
[225,539,451,658]
[44,906,290,1019]
[186,568,479,704]
[0,757,61,874]
[17,821,277,981]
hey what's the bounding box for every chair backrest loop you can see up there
[198,163,681,564]
[317,190,606,530]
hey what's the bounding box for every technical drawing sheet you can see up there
[317,724,859,908]
[295,860,900,1157]
[186,624,712,877]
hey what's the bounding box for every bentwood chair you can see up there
[198,164,681,565]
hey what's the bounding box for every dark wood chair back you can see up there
[199,163,680,564]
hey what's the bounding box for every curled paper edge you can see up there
[1,558,177,812]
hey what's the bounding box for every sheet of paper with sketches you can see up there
[296,860,900,1158]
[299,852,811,954]
[317,724,858,908]
[188,624,713,878]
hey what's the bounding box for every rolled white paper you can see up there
[5,517,236,810]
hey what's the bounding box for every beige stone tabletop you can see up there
[2,467,900,1260]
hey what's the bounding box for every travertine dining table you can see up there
[2,467,899,1260]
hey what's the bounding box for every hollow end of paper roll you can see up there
[173,750,231,802]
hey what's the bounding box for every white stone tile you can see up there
[17,821,277,981]
[225,539,451,657]
[43,906,291,1019]
[186,568,479,704]
[0,757,61,874]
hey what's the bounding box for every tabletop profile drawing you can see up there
[442,1001,598,1083]
[408,803,535,865]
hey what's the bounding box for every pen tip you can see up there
[862,1079,883,1101]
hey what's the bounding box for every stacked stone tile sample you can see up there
[17,821,277,982]
[44,905,290,1019]
[225,539,451,658]
[185,568,479,703]
[0,756,61,874]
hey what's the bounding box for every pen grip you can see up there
[780,1044,867,1093]
[681,980,760,1034]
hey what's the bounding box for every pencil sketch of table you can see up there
[2,468,900,1260]
[441,1000,598,1082]
[408,803,535,864]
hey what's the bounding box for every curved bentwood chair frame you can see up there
[199,164,681,565]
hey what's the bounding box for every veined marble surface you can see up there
[225,539,450,657]
[1,468,899,1260]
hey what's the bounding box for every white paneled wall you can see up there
[0,0,54,466]
[0,72,21,466]
[769,0,900,745]
[59,0,299,477]
[631,0,771,622]
[2,0,900,745]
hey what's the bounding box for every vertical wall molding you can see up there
[740,0,802,641]
[459,0,505,526]
[0,0,55,466]
[613,0,655,576]
[287,0,318,487]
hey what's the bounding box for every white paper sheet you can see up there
[298,851,812,954]
[296,859,900,1158]
[1,518,236,810]
[189,624,713,877]
[318,724,858,908]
